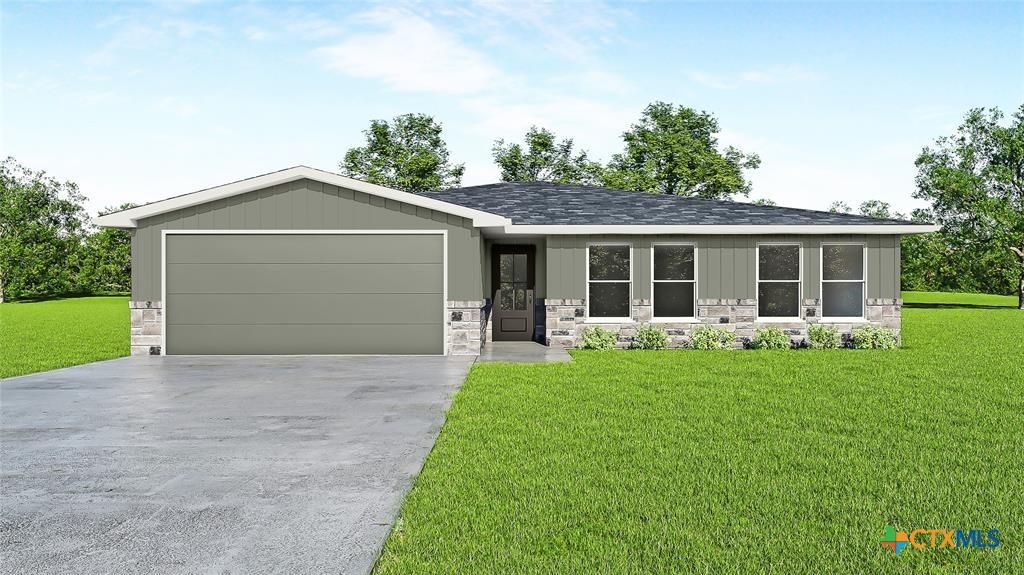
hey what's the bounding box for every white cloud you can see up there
[286,15,341,39]
[161,19,220,38]
[315,8,500,95]
[465,0,626,61]
[688,65,812,91]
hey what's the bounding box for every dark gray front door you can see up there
[491,246,535,341]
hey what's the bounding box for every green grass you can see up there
[903,291,1019,308]
[376,293,1024,574]
[0,296,129,379]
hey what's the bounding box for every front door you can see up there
[491,245,535,341]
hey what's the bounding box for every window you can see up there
[498,253,528,311]
[757,244,801,318]
[821,244,865,318]
[652,244,696,318]
[588,244,631,319]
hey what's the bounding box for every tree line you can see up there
[0,159,133,302]
[2,102,1021,306]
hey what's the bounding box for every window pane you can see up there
[759,245,800,280]
[513,253,528,282]
[499,254,513,282]
[758,282,799,317]
[514,287,526,310]
[500,282,514,310]
[589,245,630,281]
[823,245,864,281]
[589,282,630,317]
[823,282,863,317]
[654,282,695,317]
[654,245,694,281]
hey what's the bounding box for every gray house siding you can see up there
[545,234,900,301]
[130,178,485,302]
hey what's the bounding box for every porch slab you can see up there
[477,342,572,363]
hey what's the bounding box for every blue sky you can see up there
[3,1,1021,218]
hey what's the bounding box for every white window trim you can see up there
[650,242,698,322]
[755,242,803,321]
[161,229,449,356]
[819,241,867,321]
[585,242,633,323]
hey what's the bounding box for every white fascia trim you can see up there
[97,166,510,229]
[502,224,939,235]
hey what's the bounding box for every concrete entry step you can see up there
[477,342,572,363]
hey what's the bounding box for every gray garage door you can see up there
[165,232,444,355]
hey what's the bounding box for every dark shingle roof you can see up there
[424,182,917,226]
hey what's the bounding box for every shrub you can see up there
[851,326,900,349]
[807,324,841,349]
[631,324,668,350]
[581,326,618,350]
[752,326,790,349]
[690,326,737,350]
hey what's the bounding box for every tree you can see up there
[78,204,135,294]
[0,158,89,301]
[603,102,760,199]
[752,198,776,206]
[828,201,852,214]
[915,105,1024,308]
[492,126,605,185]
[340,113,464,193]
[858,200,904,220]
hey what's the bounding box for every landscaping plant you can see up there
[807,324,841,349]
[751,326,790,349]
[689,325,737,350]
[630,324,668,350]
[581,326,618,350]
[851,325,900,349]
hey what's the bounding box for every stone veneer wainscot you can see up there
[545,298,901,349]
[447,300,490,356]
[130,301,163,356]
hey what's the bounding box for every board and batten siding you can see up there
[130,178,485,302]
[545,234,901,301]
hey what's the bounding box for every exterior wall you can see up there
[129,179,486,355]
[131,178,485,302]
[544,234,902,348]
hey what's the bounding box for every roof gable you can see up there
[95,166,510,228]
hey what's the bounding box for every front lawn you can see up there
[0,296,129,379]
[376,292,1024,574]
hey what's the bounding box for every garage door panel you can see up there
[166,234,443,265]
[167,293,442,325]
[167,324,443,355]
[164,232,445,355]
[166,263,443,294]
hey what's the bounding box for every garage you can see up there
[163,231,446,355]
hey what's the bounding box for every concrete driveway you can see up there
[0,355,474,575]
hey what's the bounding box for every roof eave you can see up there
[497,224,940,235]
[94,166,510,228]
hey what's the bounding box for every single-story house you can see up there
[95,166,937,356]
